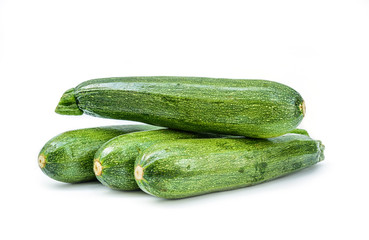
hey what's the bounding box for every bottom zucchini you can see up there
[135,133,324,199]
[94,129,218,190]
[38,124,160,183]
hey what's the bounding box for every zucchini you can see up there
[135,133,324,199]
[38,125,160,183]
[55,76,305,138]
[93,129,221,190]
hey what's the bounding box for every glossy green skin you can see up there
[95,129,218,190]
[56,76,304,138]
[38,125,159,183]
[135,134,324,199]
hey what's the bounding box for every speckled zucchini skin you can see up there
[135,134,324,199]
[94,129,221,190]
[55,76,305,138]
[38,125,159,183]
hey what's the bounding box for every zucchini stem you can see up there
[300,101,306,117]
[38,154,46,168]
[318,141,325,162]
[55,88,83,115]
[94,159,103,176]
[134,165,144,180]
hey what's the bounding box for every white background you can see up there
[1,0,368,239]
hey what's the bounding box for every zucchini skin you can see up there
[94,129,218,190]
[135,134,324,199]
[38,125,160,183]
[56,76,305,138]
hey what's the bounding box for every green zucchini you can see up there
[135,133,324,199]
[93,129,219,190]
[55,76,305,138]
[38,125,160,183]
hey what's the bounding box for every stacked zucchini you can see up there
[39,76,324,199]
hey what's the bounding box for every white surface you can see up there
[1,0,368,239]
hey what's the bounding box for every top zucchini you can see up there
[55,76,305,138]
